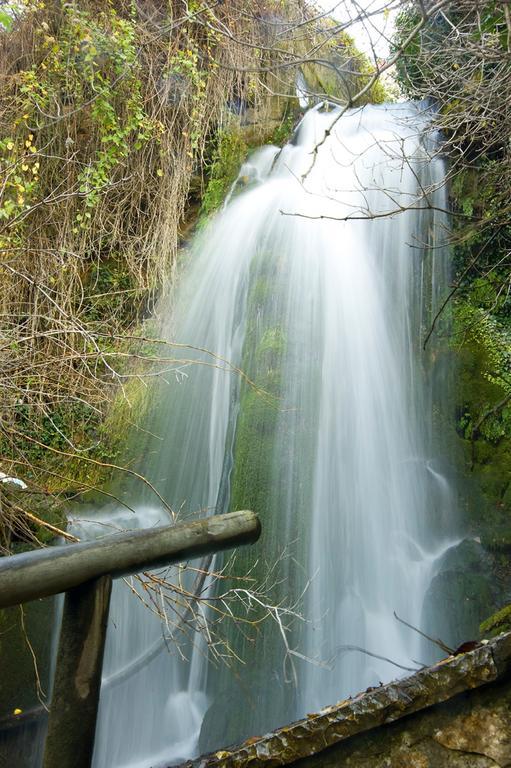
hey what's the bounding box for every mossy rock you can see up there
[481,524,511,553]
[422,539,497,648]
[299,28,387,105]
[501,481,511,508]
[200,126,249,218]
[199,679,297,755]
[480,603,511,638]
[256,327,285,365]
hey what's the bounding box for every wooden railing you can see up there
[0,510,261,768]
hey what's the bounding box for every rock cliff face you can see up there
[296,676,511,768]
[175,633,511,768]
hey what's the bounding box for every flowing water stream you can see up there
[72,102,456,768]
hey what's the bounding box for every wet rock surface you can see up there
[434,708,511,765]
[173,633,511,768]
[422,539,498,646]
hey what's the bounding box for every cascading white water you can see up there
[74,102,457,768]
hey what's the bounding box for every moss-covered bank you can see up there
[394,0,511,639]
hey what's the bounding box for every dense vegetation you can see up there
[1,0,511,743]
[0,0,395,726]
[0,0,386,552]
[1,0,509,626]
[394,0,511,631]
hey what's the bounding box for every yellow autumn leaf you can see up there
[13,708,22,715]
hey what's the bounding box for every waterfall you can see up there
[75,102,456,768]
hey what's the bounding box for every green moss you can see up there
[480,603,511,637]
[251,277,272,305]
[200,106,301,223]
[60,376,155,498]
[227,252,289,579]
[256,326,285,364]
[230,387,280,516]
[424,539,497,644]
[481,525,511,553]
[452,294,511,538]
[230,316,285,519]
[0,374,155,512]
[82,256,147,326]
[206,250,311,743]
[267,113,298,146]
[200,126,248,217]
[301,27,389,105]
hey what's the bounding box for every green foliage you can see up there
[0,11,13,31]
[455,301,511,422]
[200,126,248,217]
[451,256,511,549]
[394,2,509,98]
[1,372,154,498]
[393,6,426,96]
[200,108,301,221]
[394,4,511,577]
[267,113,297,147]
[18,5,159,223]
[450,168,511,448]
[0,131,40,222]
[0,2,14,32]
[166,47,207,154]
[301,26,388,105]
[83,257,142,325]
[64,376,154,494]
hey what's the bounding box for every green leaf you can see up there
[0,10,13,32]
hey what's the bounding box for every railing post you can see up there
[43,575,112,768]
[0,510,261,765]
